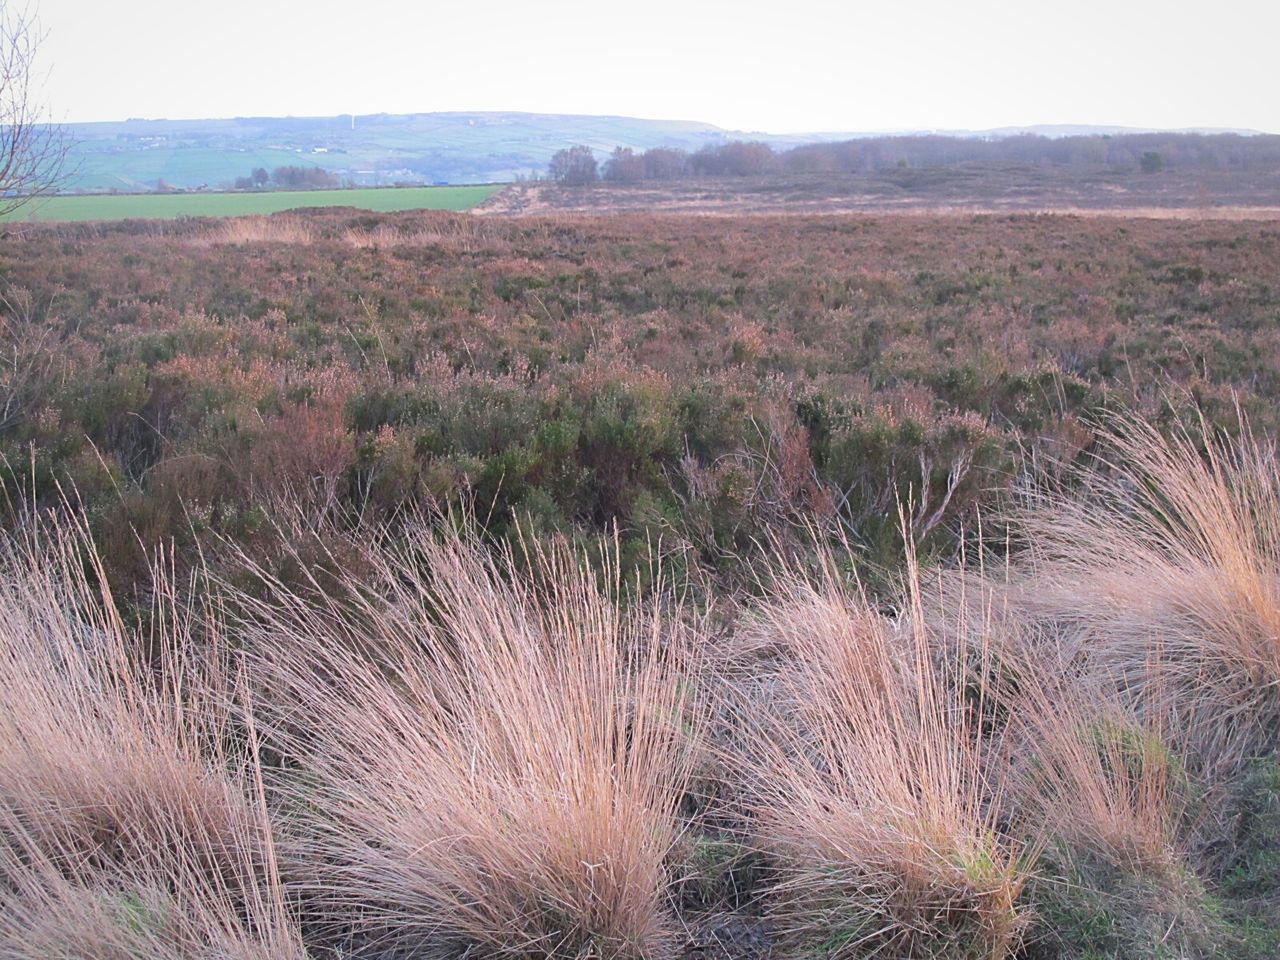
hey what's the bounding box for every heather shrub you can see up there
[7,211,1280,596]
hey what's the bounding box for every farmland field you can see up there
[3,184,502,221]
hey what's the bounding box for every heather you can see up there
[2,210,1280,956]
[4,210,1280,598]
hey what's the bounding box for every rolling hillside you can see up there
[64,112,755,191]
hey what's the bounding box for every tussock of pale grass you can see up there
[239,524,702,960]
[734,542,1032,959]
[342,216,499,251]
[0,518,302,960]
[916,558,1187,873]
[1002,658,1236,959]
[200,214,316,245]
[1015,415,1280,783]
[342,222,401,248]
[1012,671,1187,876]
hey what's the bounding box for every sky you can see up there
[40,0,1280,134]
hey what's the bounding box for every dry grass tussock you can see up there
[1012,415,1280,784]
[729,538,1035,959]
[898,415,1280,956]
[196,214,316,245]
[1001,656,1228,958]
[0,516,302,959]
[919,566,1191,877]
[188,212,501,250]
[0,409,1275,959]
[342,215,501,251]
[1011,669,1187,876]
[237,523,704,960]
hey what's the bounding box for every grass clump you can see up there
[965,413,1280,958]
[731,541,1033,959]
[239,524,704,960]
[0,518,302,959]
[1009,684,1221,958]
[1016,415,1280,784]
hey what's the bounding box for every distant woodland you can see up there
[548,132,1280,183]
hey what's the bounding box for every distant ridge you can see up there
[61,111,1271,193]
[961,123,1265,138]
[65,112,747,193]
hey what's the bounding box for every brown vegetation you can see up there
[0,415,1279,958]
[4,209,1280,599]
[235,525,703,959]
[1,207,1280,958]
[0,517,302,958]
[732,542,1032,958]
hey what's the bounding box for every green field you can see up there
[4,185,503,222]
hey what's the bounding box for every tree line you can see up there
[232,165,342,191]
[548,132,1280,184]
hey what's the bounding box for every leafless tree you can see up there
[0,4,69,217]
[547,145,598,185]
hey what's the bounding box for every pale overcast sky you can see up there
[41,0,1280,133]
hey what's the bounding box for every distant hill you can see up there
[967,124,1265,138]
[64,112,770,192]
[61,112,1272,193]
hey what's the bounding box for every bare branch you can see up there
[0,4,70,219]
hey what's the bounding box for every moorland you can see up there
[487,166,1280,216]
[5,208,1280,592]
[1,203,1279,959]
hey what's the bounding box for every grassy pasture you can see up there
[2,184,502,222]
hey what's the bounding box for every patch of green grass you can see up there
[4,185,502,222]
[1026,854,1216,960]
[1222,758,1280,902]
[1027,842,1280,960]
